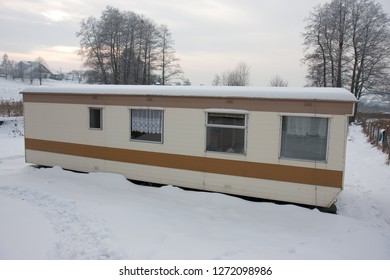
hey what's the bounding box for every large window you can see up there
[131,109,163,143]
[280,116,329,161]
[206,112,246,154]
[89,107,102,130]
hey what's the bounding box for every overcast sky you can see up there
[1,0,389,86]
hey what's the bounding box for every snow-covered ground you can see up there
[0,78,27,101]
[1,78,390,260]
[0,117,389,260]
[0,77,79,100]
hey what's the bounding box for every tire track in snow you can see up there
[0,186,125,259]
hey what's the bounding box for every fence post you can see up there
[377,125,381,145]
[387,125,390,162]
[382,127,387,152]
[387,125,390,149]
[369,123,372,141]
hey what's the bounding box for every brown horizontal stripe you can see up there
[25,138,343,188]
[22,93,355,115]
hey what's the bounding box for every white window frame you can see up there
[130,107,164,144]
[89,107,103,130]
[205,110,248,155]
[279,114,331,162]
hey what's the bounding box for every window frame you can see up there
[130,108,164,144]
[279,114,330,162]
[205,110,248,155]
[89,107,103,130]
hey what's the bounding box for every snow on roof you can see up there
[21,85,357,102]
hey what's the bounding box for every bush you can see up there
[0,99,23,117]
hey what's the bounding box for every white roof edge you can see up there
[20,85,357,102]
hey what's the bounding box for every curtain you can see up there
[132,109,162,134]
[285,117,327,137]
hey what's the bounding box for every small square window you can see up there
[89,107,102,130]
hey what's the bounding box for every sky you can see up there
[1,0,389,86]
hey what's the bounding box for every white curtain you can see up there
[285,117,327,137]
[132,109,162,134]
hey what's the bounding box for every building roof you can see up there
[21,85,357,102]
[18,61,52,75]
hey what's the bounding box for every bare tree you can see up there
[270,74,288,87]
[77,6,182,85]
[302,5,329,87]
[302,0,390,99]
[157,25,183,85]
[349,0,390,99]
[77,16,109,84]
[100,6,124,84]
[214,62,250,86]
[303,1,350,88]
[141,18,159,85]
[233,62,250,86]
[121,11,138,84]
[16,61,27,82]
[183,78,191,86]
[35,57,49,85]
[212,74,222,86]
[1,54,13,79]
[69,70,85,83]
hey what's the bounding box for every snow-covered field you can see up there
[0,77,79,101]
[1,118,390,260]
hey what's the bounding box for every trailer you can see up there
[21,85,357,207]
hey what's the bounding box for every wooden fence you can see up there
[361,118,390,163]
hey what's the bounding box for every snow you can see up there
[0,77,80,101]
[0,78,27,101]
[0,194,56,259]
[0,118,389,260]
[21,84,357,102]
[338,125,390,234]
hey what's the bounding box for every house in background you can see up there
[15,61,52,81]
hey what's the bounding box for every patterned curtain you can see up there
[132,109,163,134]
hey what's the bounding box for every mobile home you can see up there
[21,85,356,207]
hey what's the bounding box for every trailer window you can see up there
[206,113,246,154]
[131,109,163,143]
[280,116,329,161]
[89,107,102,130]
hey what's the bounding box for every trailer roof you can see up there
[21,85,357,102]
